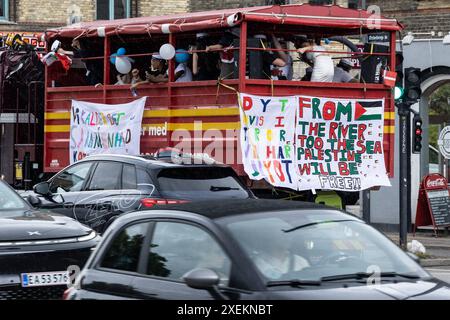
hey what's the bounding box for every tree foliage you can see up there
[429,83,450,118]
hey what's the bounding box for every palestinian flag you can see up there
[354,101,383,121]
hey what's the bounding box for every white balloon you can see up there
[159,43,175,60]
[115,56,132,74]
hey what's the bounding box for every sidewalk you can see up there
[384,231,450,267]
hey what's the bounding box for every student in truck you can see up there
[253,34,287,80]
[205,28,239,79]
[295,36,334,82]
[131,53,168,88]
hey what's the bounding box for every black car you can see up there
[65,199,450,300]
[28,154,254,233]
[0,180,99,300]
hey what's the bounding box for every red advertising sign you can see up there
[415,174,450,237]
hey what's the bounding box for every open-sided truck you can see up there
[43,4,402,201]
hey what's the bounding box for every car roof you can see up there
[79,154,227,169]
[144,199,356,220]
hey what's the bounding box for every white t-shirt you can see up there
[306,46,334,82]
[175,63,193,82]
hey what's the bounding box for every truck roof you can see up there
[46,4,402,40]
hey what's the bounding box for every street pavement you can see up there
[426,267,450,283]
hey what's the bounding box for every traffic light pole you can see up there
[397,102,410,249]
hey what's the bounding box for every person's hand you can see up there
[188,45,196,54]
[297,48,307,54]
[205,46,211,52]
[131,83,138,89]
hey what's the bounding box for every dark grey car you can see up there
[65,199,450,300]
[27,154,254,233]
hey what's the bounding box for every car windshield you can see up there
[156,167,250,200]
[219,210,429,283]
[0,182,28,214]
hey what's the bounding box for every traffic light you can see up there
[394,52,404,101]
[404,67,422,104]
[412,115,423,153]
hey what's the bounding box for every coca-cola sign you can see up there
[425,174,448,190]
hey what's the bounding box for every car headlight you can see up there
[77,231,97,242]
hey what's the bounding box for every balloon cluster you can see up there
[159,44,190,63]
[110,47,134,74]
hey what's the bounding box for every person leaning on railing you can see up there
[131,53,168,89]
[294,36,334,82]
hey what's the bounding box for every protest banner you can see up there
[239,94,391,192]
[69,97,146,163]
[296,96,391,191]
[239,93,297,189]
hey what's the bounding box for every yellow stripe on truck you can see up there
[44,107,240,120]
[45,122,242,133]
[46,109,393,120]
[45,123,396,134]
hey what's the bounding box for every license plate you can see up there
[21,271,69,287]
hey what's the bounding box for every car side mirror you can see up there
[183,268,220,290]
[183,268,229,300]
[27,195,41,207]
[33,181,51,196]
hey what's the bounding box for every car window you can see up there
[122,164,137,189]
[100,222,149,272]
[219,211,429,282]
[0,182,28,214]
[136,167,156,195]
[50,162,93,193]
[146,222,231,286]
[87,161,122,191]
[156,167,250,200]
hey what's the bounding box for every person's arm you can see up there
[57,48,74,56]
[131,80,149,88]
[296,45,313,55]
[272,57,286,67]
[205,44,223,52]
[148,74,168,83]
[270,34,289,64]
[192,52,199,75]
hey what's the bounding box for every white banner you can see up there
[239,94,391,191]
[239,93,297,189]
[69,97,146,163]
[296,95,391,191]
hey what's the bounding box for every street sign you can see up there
[415,173,450,237]
[368,33,390,43]
[437,126,450,159]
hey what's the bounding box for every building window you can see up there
[0,0,9,20]
[309,0,333,5]
[97,0,130,20]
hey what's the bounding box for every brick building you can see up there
[0,0,448,35]
[0,1,375,33]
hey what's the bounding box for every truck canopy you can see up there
[45,4,402,40]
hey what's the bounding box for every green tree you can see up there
[429,83,450,117]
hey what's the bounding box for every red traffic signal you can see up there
[412,115,423,153]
